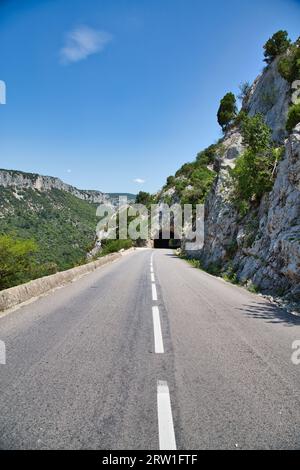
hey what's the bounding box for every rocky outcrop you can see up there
[199,59,300,303]
[196,129,245,264]
[245,58,290,142]
[0,169,108,204]
[235,125,300,299]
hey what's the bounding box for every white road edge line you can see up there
[151,273,155,283]
[152,306,164,354]
[152,283,157,301]
[157,381,177,450]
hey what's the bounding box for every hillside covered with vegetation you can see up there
[0,174,136,290]
[0,186,100,288]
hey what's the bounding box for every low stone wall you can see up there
[0,252,122,312]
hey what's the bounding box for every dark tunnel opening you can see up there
[153,230,181,249]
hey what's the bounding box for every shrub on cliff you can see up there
[241,114,271,153]
[231,148,277,210]
[217,92,237,132]
[135,191,154,207]
[277,38,300,83]
[286,103,300,132]
[263,30,291,64]
[230,115,279,215]
[196,143,222,165]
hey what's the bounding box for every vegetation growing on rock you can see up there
[286,103,300,133]
[159,143,221,206]
[263,30,291,64]
[230,114,281,215]
[277,37,300,83]
[217,92,237,131]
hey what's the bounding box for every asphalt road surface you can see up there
[0,248,300,450]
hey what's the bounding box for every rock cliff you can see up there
[158,49,300,305]
[200,58,299,303]
[0,169,108,204]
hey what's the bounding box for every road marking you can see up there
[150,266,154,273]
[152,306,164,353]
[151,273,155,283]
[150,254,154,268]
[157,381,177,450]
[152,283,157,301]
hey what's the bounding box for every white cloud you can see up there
[133,178,145,184]
[60,25,112,64]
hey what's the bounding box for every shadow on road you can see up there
[237,301,300,327]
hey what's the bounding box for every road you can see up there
[0,248,300,450]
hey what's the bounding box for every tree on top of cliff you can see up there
[263,30,291,64]
[217,92,237,132]
[135,191,154,207]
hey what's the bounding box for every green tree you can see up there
[241,114,271,153]
[231,148,276,206]
[278,37,300,83]
[166,175,176,187]
[0,235,38,290]
[217,92,237,132]
[135,191,154,207]
[230,115,279,215]
[263,30,291,64]
[286,103,300,133]
[196,143,221,165]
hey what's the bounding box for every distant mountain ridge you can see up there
[0,168,135,277]
[0,169,136,205]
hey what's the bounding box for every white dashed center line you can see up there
[152,306,164,353]
[157,381,177,450]
[150,253,176,448]
[152,283,158,301]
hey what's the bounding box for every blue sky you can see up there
[0,0,299,193]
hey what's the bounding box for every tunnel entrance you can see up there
[153,230,181,249]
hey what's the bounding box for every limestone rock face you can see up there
[236,125,300,298]
[200,120,300,298]
[0,169,108,204]
[192,62,299,301]
[245,58,290,142]
[199,129,244,265]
